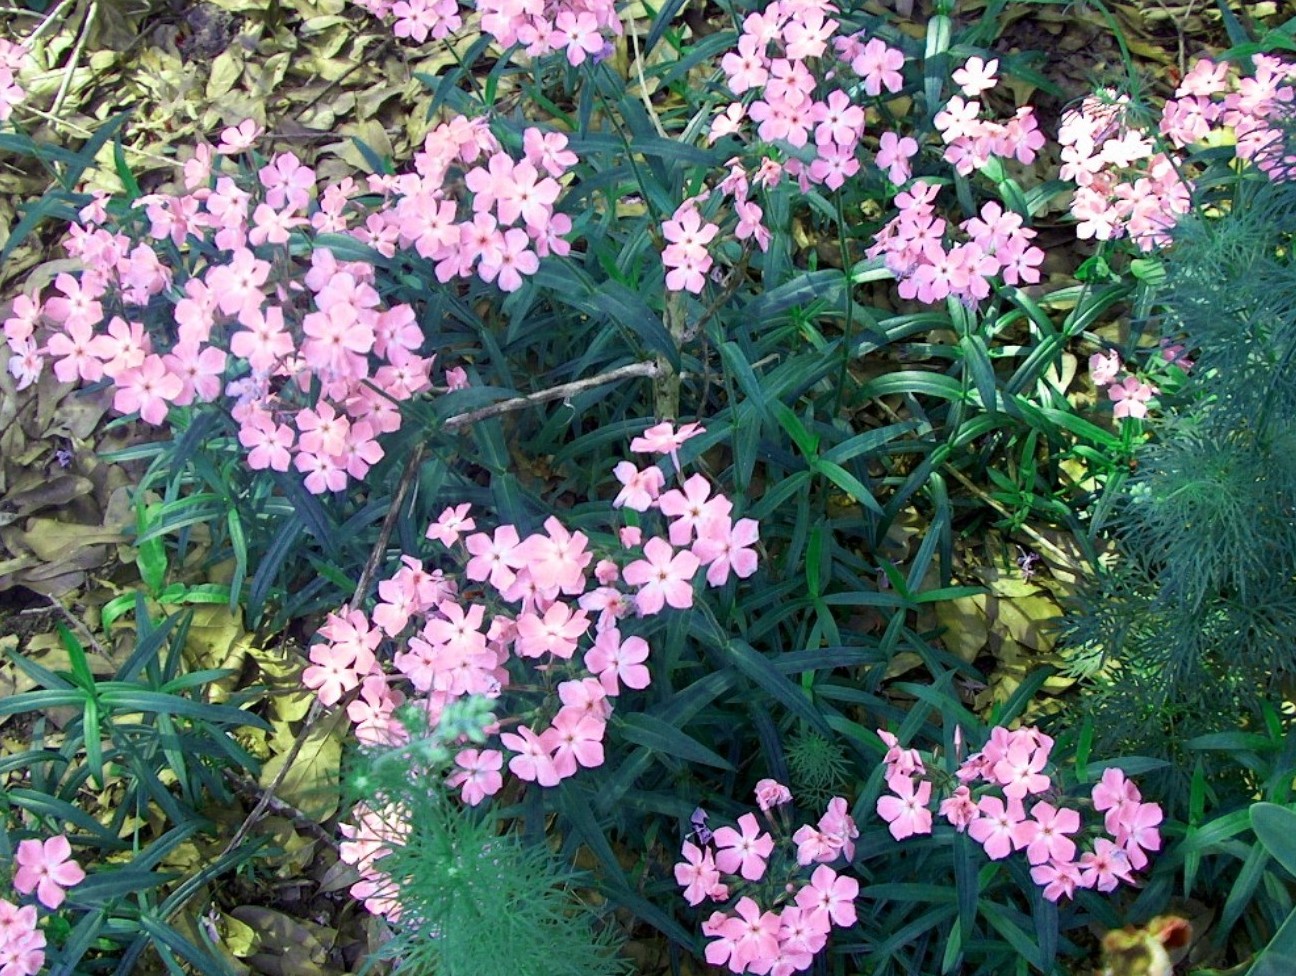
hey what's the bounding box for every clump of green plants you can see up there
[1060,138,1296,767]
[341,697,632,976]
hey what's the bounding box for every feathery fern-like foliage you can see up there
[1060,144,1296,768]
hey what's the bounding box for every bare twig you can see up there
[51,0,95,120]
[625,13,668,140]
[21,593,110,659]
[221,361,660,853]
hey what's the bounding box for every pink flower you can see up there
[612,461,665,512]
[658,473,732,546]
[754,779,792,812]
[13,835,85,909]
[630,420,705,460]
[446,749,504,806]
[968,795,1025,860]
[1089,350,1122,387]
[1012,801,1081,866]
[0,899,44,976]
[1079,838,1134,892]
[713,812,775,881]
[464,525,526,591]
[583,628,651,695]
[939,785,978,831]
[817,796,859,862]
[1108,375,1158,419]
[876,775,933,841]
[691,516,760,587]
[1092,767,1139,813]
[952,57,999,97]
[542,708,606,777]
[1031,859,1082,902]
[795,864,859,929]
[675,841,724,906]
[426,503,475,546]
[622,537,700,615]
[501,725,561,787]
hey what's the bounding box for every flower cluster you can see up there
[0,40,29,122]
[3,113,578,496]
[676,783,859,975]
[0,835,85,976]
[1060,55,1296,250]
[875,726,1161,903]
[315,426,761,917]
[867,184,1046,305]
[353,0,622,67]
[1089,340,1191,421]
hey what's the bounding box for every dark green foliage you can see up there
[366,802,632,976]
[1060,159,1296,769]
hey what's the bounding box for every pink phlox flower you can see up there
[713,812,775,881]
[0,899,45,976]
[612,460,665,511]
[464,525,527,591]
[754,778,792,812]
[1031,858,1082,902]
[817,796,859,862]
[523,127,578,178]
[217,118,262,155]
[877,729,924,777]
[1089,350,1122,387]
[702,910,741,969]
[1092,766,1140,813]
[622,536,700,615]
[1012,801,1081,866]
[446,748,504,806]
[514,600,589,659]
[991,739,1051,800]
[728,896,783,973]
[953,57,999,97]
[113,355,184,426]
[692,515,760,587]
[777,904,829,960]
[967,794,1026,860]
[1078,838,1134,892]
[658,473,732,546]
[542,706,606,777]
[675,841,724,906]
[426,503,475,547]
[876,774,933,841]
[1108,375,1157,419]
[501,724,561,787]
[795,864,859,929]
[518,516,592,593]
[875,130,919,184]
[939,785,978,831]
[792,825,836,866]
[13,835,85,910]
[851,37,905,96]
[583,627,651,695]
[1112,800,1162,870]
[302,635,377,707]
[557,677,613,721]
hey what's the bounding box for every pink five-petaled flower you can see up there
[0,899,45,976]
[583,627,651,695]
[446,748,504,806]
[622,536,700,615]
[876,774,933,841]
[1079,838,1134,892]
[542,708,606,778]
[1012,801,1081,866]
[1031,859,1082,902]
[426,503,475,546]
[675,841,725,906]
[464,525,527,591]
[1108,375,1157,419]
[754,779,792,812]
[712,812,775,881]
[630,420,706,456]
[968,795,1025,860]
[657,473,732,546]
[795,864,859,929]
[13,835,85,910]
[1089,350,1122,387]
[612,461,665,512]
[692,516,760,587]
[500,725,561,787]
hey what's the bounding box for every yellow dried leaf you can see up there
[207,49,244,100]
[259,709,345,821]
[934,593,988,663]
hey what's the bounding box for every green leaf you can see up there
[1253,803,1296,878]
[617,712,733,769]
